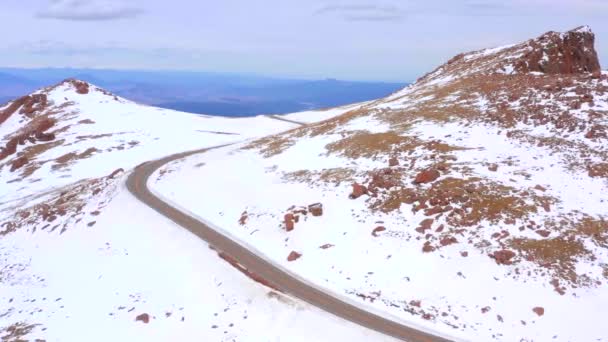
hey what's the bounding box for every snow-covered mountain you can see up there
[153,26,607,341]
[1,25,607,341]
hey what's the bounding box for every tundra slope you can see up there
[0,80,387,341]
[154,26,608,341]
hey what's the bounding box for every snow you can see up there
[1,81,388,341]
[151,102,608,341]
[280,101,370,124]
[1,179,391,341]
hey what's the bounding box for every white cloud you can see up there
[37,0,144,21]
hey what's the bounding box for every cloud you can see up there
[314,4,404,22]
[37,0,144,21]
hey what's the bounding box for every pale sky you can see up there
[1,0,607,81]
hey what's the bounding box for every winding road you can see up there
[126,144,454,342]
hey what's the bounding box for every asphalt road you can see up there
[126,144,454,342]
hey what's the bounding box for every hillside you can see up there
[151,26,608,341]
[0,80,380,341]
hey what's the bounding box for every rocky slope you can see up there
[152,26,608,341]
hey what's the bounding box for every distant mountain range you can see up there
[0,68,405,116]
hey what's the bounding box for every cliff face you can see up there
[514,26,601,74]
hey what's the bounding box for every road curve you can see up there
[126,145,454,342]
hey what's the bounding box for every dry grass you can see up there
[509,237,590,283]
[242,134,296,158]
[0,322,41,342]
[325,131,467,160]
[52,147,100,170]
[282,168,356,186]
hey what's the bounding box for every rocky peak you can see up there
[417,26,602,86]
[514,25,601,74]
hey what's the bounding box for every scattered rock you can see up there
[439,236,458,246]
[284,213,295,232]
[460,251,469,257]
[388,157,399,167]
[490,250,517,265]
[488,164,498,172]
[535,229,551,238]
[481,306,491,314]
[416,218,434,233]
[349,183,368,199]
[422,242,435,253]
[287,251,302,262]
[108,168,124,179]
[135,313,150,324]
[10,156,28,172]
[319,244,334,249]
[409,300,421,307]
[308,203,323,217]
[414,169,440,184]
[371,226,386,237]
[532,307,545,316]
[238,211,248,225]
[534,184,547,192]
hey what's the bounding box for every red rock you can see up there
[491,250,517,265]
[238,211,248,225]
[308,203,323,216]
[108,168,124,179]
[439,236,458,246]
[388,157,399,167]
[536,230,551,238]
[488,164,498,172]
[10,156,28,172]
[371,226,386,237]
[284,213,295,232]
[135,313,150,324]
[414,169,440,184]
[287,251,302,262]
[416,218,434,233]
[349,183,368,199]
[422,242,435,253]
[532,307,545,316]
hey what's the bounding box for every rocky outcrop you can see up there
[514,26,601,75]
[0,117,56,161]
[284,213,295,231]
[414,169,440,184]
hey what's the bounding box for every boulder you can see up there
[371,226,386,237]
[287,251,302,262]
[490,250,516,265]
[135,313,150,324]
[349,183,368,199]
[532,307,545,316]
[308,203,323,217]
[414,169,440,184]
[284,213,295,232]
